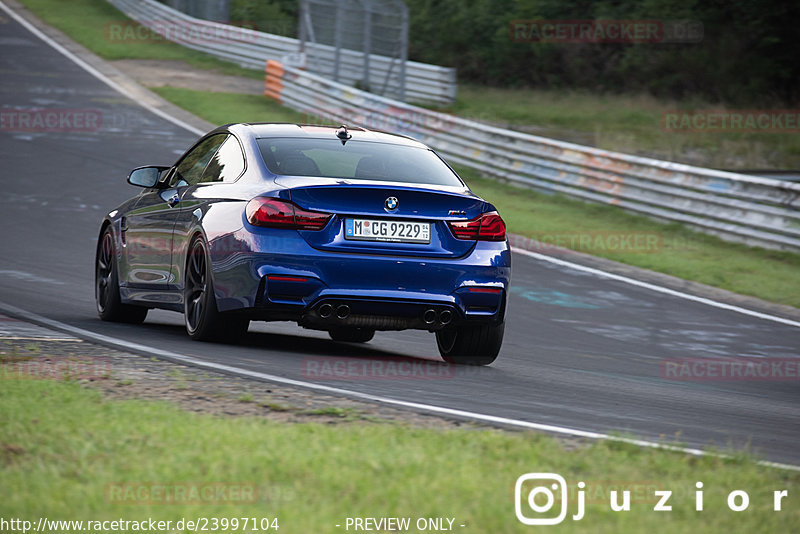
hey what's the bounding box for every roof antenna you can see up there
[336,125,352,145]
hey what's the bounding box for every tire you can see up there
[329,327,375,343]
[95,227,148,324]
[184,237,249,342]
[435,322,504,365]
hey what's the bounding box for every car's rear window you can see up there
[256,138,463,187]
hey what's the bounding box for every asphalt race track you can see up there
[1,10,799,465]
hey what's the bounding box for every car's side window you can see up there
[170,134,227,187]
[200,135,246,184]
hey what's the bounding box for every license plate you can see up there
[345,218,430,243]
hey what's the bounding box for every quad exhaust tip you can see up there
[423,309,437,325]
[318,303,333,318]
[336,304,350,319]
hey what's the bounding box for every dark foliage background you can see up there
[228,0,799,105]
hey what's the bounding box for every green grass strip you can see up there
[16,0,261,79]
[2,378,798,532]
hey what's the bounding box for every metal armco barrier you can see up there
[265,61,800,251]
[107,0,456,105]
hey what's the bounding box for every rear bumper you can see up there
[298,292,504,332]
[209,228,510,330]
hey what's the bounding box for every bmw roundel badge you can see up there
[385,197,398,210]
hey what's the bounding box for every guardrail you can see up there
[265,61,800,251]
[107,0,457,105]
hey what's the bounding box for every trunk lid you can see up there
[281,179,485,258]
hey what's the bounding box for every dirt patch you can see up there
[111,59,264,94]
[1,442,26,465]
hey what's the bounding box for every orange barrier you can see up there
[264,60,285,102]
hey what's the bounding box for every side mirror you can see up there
[128,166,170,188]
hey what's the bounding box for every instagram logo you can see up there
[515,473,581,525]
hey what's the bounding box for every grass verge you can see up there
[152,87,303,125]
[2,377,799,532]
[448,85,800,170]
[15,0,261,79]
[150,87,800,309]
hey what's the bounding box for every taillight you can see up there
[447,211,506,241]
[467,287,503,293]
[246,197,332,230]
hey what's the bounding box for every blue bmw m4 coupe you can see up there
[96,123,511,364]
